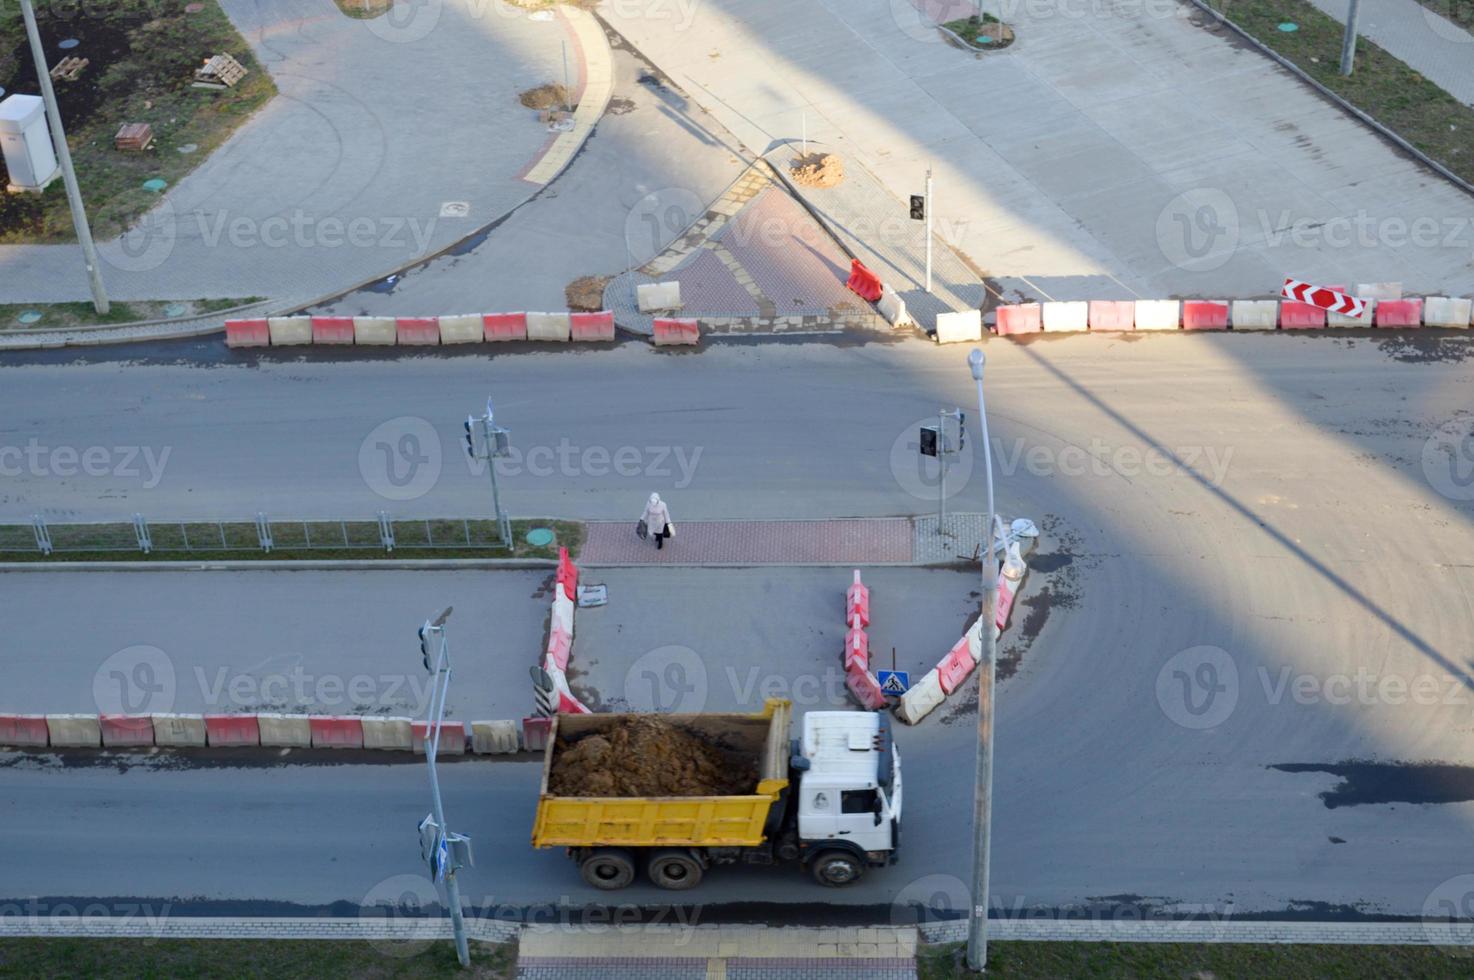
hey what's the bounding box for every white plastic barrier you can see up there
[895,669,946,725]
[471,720,520,754]
[46,713,102,747]
[934,309,982,344]
[877,285,914,328]
[1423,296,1472,328]
[551,591,575,636]
[353,316,397,345]
[1041,301,1088,333]
[362,716,413,750]
[526,312,572,342]
[152,713,207,747]
[1357,282,1402,301]
[1133,300,1180,331]
[257,713,312,747]
[1231,300,1278,330]
[438,314,484,344]
[637,281,682,312]
[267,317,313,346]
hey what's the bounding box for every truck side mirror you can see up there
[872,795,883,825]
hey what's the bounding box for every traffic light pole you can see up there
[419,608,470,968]
[1339,0,1362,76]
[465,398,512,550]
[924,167,934,293]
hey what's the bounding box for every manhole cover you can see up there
[163,303,189,318]
[525,527,555,547]
[142,178,167,193]
[17,311,43,325]
[177,143,198,155]
[1277,21,1299,31]
[58,39,79,50]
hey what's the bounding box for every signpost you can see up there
[878,670,910,696]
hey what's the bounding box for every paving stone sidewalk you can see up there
[1303,0,1474,106]
[517,924,918,980]
[580,515,1000,565]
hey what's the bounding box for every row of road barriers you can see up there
[225,312,618,348]
[0,711,531,755]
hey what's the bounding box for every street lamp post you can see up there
[417,607,472,969]
[966,348,998,972]
[1340,0,1363,76]
[18,0,109,314]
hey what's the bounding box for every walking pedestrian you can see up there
[640,492,674,550]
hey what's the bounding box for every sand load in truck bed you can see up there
[548,716,759,797]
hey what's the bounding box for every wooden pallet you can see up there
[49,56,88,82]
[115,122,154,152]
[192,53,248,89]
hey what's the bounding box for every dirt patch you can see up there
[565,275,610,312]
[789,152,845,189]
[520,83,573,110]
[548,716,757,797]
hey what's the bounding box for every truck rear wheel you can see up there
[811,850,865,887]
[580,848,637,890]
[647,850,704,890]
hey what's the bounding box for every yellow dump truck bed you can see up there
[532,699,792,848]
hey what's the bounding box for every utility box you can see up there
[0,94,60,194]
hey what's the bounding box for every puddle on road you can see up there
[1270,761,1474,808]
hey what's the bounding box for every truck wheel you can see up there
[811,850,865,887]
[580,848,637,890]
[647,850,704,890]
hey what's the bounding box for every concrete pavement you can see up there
[602,0,1474,301]
[0,0,602,306]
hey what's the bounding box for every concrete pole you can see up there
[966,349,998,972]
[1340,0,1362,76]
[19,0,108,314]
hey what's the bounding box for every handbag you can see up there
[636,519,648,540]
[665,522,675,538]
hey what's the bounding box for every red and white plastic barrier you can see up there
[846,259,883,302]
[897,519,1037,725]
[534,547,593,716]
[226,310,619,347]
[570,311,616,342]
[0,714,49,746]
[840,571,887,711]
[989,283,1469,338]
[652,317,700,346]
[309,715,365,749]
[100,714,155,748]
[311,316,355,345]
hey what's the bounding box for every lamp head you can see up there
[968,348,984,380]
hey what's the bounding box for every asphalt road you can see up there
[3,331,1474,921]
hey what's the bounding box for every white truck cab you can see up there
[793,710,902,885]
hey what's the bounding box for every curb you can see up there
[1183,1,1474,201]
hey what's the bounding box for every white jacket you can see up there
[641,498,671,534]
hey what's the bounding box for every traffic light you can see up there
[919,425,938,457]
[463,417,478,459]
[419,623,434,672]
[956,412,966,452]
[909,195,925,221]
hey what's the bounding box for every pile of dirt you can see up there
[789,152,844,189]
[565,275,610,312]
[549,717,757,797]
[520,83,572,110]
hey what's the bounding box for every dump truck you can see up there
[531,698,902,890]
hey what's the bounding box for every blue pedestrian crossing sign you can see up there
[877,670,909,696]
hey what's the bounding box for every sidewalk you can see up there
[601,0,1474,300]
[764,144,988,330]
[0,0,606,306]
[1305,0,1474,105]
[518,924,918,980]
[580,515,993,565]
